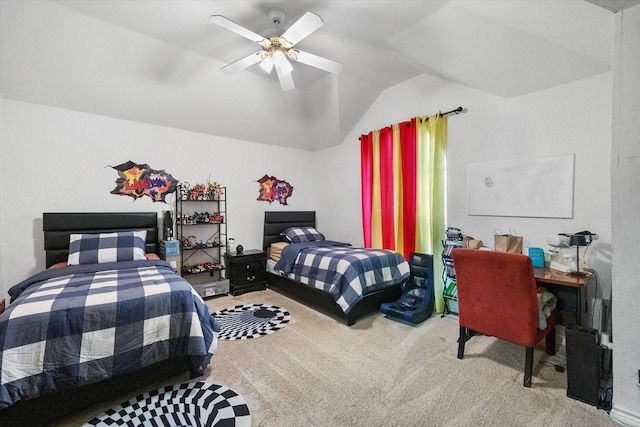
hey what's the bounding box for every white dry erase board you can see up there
[467,154,575,218]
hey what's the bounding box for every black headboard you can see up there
[43,212,159,268]
[263,211,316,251]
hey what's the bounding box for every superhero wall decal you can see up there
[256,174,294,205]
[109,161,178,203]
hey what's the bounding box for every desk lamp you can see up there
[568,232,592,277]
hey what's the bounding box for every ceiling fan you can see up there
[210,8,343,91]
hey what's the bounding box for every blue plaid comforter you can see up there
[274,241,409,313]
[0,260,220,409]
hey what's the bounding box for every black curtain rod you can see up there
[359,106,465,139]
[420,106,464,121]
[441,106,464,116]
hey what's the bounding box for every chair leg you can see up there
[457,326,466,359]
[524,347,533,387]
[457,327,478,359]
[545,328,556,356]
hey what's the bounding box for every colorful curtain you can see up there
[360,113,448,312]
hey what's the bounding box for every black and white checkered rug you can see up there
[214,304,290,341]
[84,381,250,427]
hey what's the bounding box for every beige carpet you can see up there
[56,288,616,426]
[203,289,615,427]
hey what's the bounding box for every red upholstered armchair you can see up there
[451,249,558,387]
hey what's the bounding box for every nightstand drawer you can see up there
[234,259,264,274]
[236,270,266,286]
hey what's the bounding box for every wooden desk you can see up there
[533,267,588,326]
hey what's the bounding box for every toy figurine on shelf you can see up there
[183,262,224,274]
[207,181,224,198]
[209,212,224,224]
[177,181,190,200]
[178,180,225,202]
[181,235,197,249]
[188,184,206,200]
[180,214,196,225]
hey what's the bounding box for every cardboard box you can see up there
[164,257,181,275]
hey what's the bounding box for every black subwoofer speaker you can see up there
[565,324,600,406]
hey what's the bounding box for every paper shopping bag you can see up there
[494,229,523,254]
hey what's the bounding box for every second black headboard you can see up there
[263,211,316,251]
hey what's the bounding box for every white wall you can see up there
[0,98,316,296]
[0,95,4,302]
[610,4,640,426]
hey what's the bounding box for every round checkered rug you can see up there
[214,303,290,340]
[84,381,250,427]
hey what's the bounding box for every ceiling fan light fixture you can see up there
[259,56,274,74]
[273,50,293,74]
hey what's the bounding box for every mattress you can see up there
[266,258,278,273]
[269,242,289,261]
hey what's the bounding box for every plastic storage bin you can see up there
[528,247,545,268]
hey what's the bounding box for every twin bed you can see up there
[263,211,409,326]
[0,212,220,425]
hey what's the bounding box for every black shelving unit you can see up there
[176,186,228,298]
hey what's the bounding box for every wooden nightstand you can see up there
[224,249,267,296]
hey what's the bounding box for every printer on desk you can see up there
[546,231,595,273]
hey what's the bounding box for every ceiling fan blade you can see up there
[281,11,324,45]
[220,52,263,74]
[210,15,265,44]
[292,50,343,74]
[273,53,295,91]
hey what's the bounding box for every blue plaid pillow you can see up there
[281,227,325,243]
[67,230,147,265]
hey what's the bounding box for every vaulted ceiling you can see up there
[0,1,632,151]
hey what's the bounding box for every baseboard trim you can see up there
[610,406,640,427]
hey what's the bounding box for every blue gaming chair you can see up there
[380,252,435,324]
